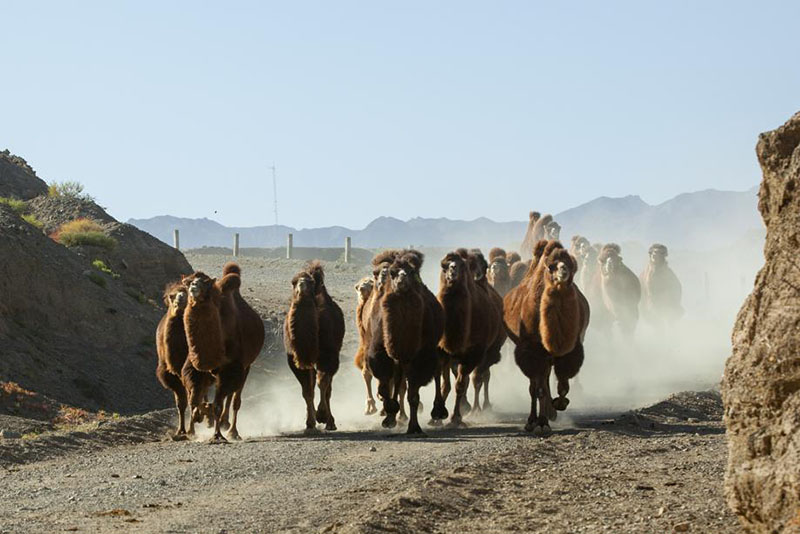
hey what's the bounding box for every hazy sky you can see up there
[2,2,798,229]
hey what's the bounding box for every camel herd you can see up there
[155,211,684,440]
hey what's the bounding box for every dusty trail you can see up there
[0,254,739,533]
[0,400,737,534]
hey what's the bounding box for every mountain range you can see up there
[128,187,762,252]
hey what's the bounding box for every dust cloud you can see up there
[205,232,762,439]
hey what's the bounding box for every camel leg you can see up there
[219,395,233,431]
[210,384,228,442]
[317,371,336,431]
[482,369,492,412]
[173,390,188,438]
[397,378,408,422]
[471,370,483,414]
[429,358,449,424]
[405,364,424,435]
[447,364,469,428]
[363,366,377,415]
[226,367,249,441]
[535,364,555,435]
[525,377,538,432]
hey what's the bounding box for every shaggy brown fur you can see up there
[468,250,507,413]
[437,249,502,426]
[367,250,443,433]
[156,282,191,438]
[488,256,512,297]
[181,263,264,441]
[640,244,683,327]
[503,240,589,434]
[520,211,542,259]
[284,261,345,432]
[509,259,531,289]
[353,276,378,414]
[597,244,641,336]
[488,247,506,263]
[507,251,522,265]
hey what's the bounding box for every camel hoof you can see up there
[381,415,397,429]
[553,397,570,411]
[303,426,321,435]
[430,403,449,421]
[325,422,337,431]
[365,400,377,415]
[533,424,551,437]
[171,432,189,442]
[428,419,443,427]
[226,430,242,441]
[208,434,228,444]
[524,421,536,432]
[446,419,467,429]
[406,426,426,436]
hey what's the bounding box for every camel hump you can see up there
[222,262,241,276]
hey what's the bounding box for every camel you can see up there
[437,249,503,427]
[368,250,444,434]
[467,250,507,413]
[640,244,683,327]
[155,282,191,439]
[487,248,512,297]
[354,276,378,415]
[520,211,541,260]
[507,251,522,265]
[597,244,641,336]
[284,262,345,432]
[509,259,530,289]
[182,263,264,441]
[503,239,590,434]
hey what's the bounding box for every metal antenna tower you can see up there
[270,163,278,226]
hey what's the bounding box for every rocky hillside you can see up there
[0,151,193,416]
[722,112,800,532]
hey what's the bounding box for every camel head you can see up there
[506,251,521,266]
[185,272,216,303]
[542,248,576,289]
[648,244,668,266]
[354,276,374,302]
[441,252,469,288]
[545,221,561,241]
[489,258,509,281]
[291,271,315,299]
[468,249,489,282]
[574,236,591,259]
[388,257,418,293]
[598,244,623,278]
[163,283,188,316]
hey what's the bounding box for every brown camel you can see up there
[487,247,512,297]
[467,250,507,413]
[504,239,590,434]
[353,276,378,415]
[182,263,264,441]
[597,244,641,336]
[437,249,503,427]
[284,262,345,432]
[640,244,683,327]
[155,282,192,439]
[368,250,444,434]
[520,211,541,260]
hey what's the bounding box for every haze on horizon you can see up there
[1,1,798,229]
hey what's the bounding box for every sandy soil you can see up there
[0,254,739,533]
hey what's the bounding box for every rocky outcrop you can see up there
[0,150,48,200]
[722,112,800,533]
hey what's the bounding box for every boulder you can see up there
[722,111,800,532]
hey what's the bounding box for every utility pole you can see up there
[270,163,278,226]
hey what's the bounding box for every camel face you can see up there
[355,277,374,301]
[649,246,668,266]
[546,223,561,241]
[444,261,460,284]
[187,274,215,301]
[293,274,314,298]
[389,261,415,292]
[577,240,591,259]
[170,288,187,313]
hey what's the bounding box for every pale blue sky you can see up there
[1,1,798,229]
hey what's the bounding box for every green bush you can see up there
[91,259,120,279]
[21,214,44,229]
[52,218,117,250]
[48,181,95,202]
[125,288,148,304]
[0,197,28,215]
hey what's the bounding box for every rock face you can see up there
[0,151,194,414]
[723,112,800,532]
[0,150,48,200]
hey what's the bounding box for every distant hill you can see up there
[129,187,762,252]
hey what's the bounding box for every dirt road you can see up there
[0,254,739,533]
